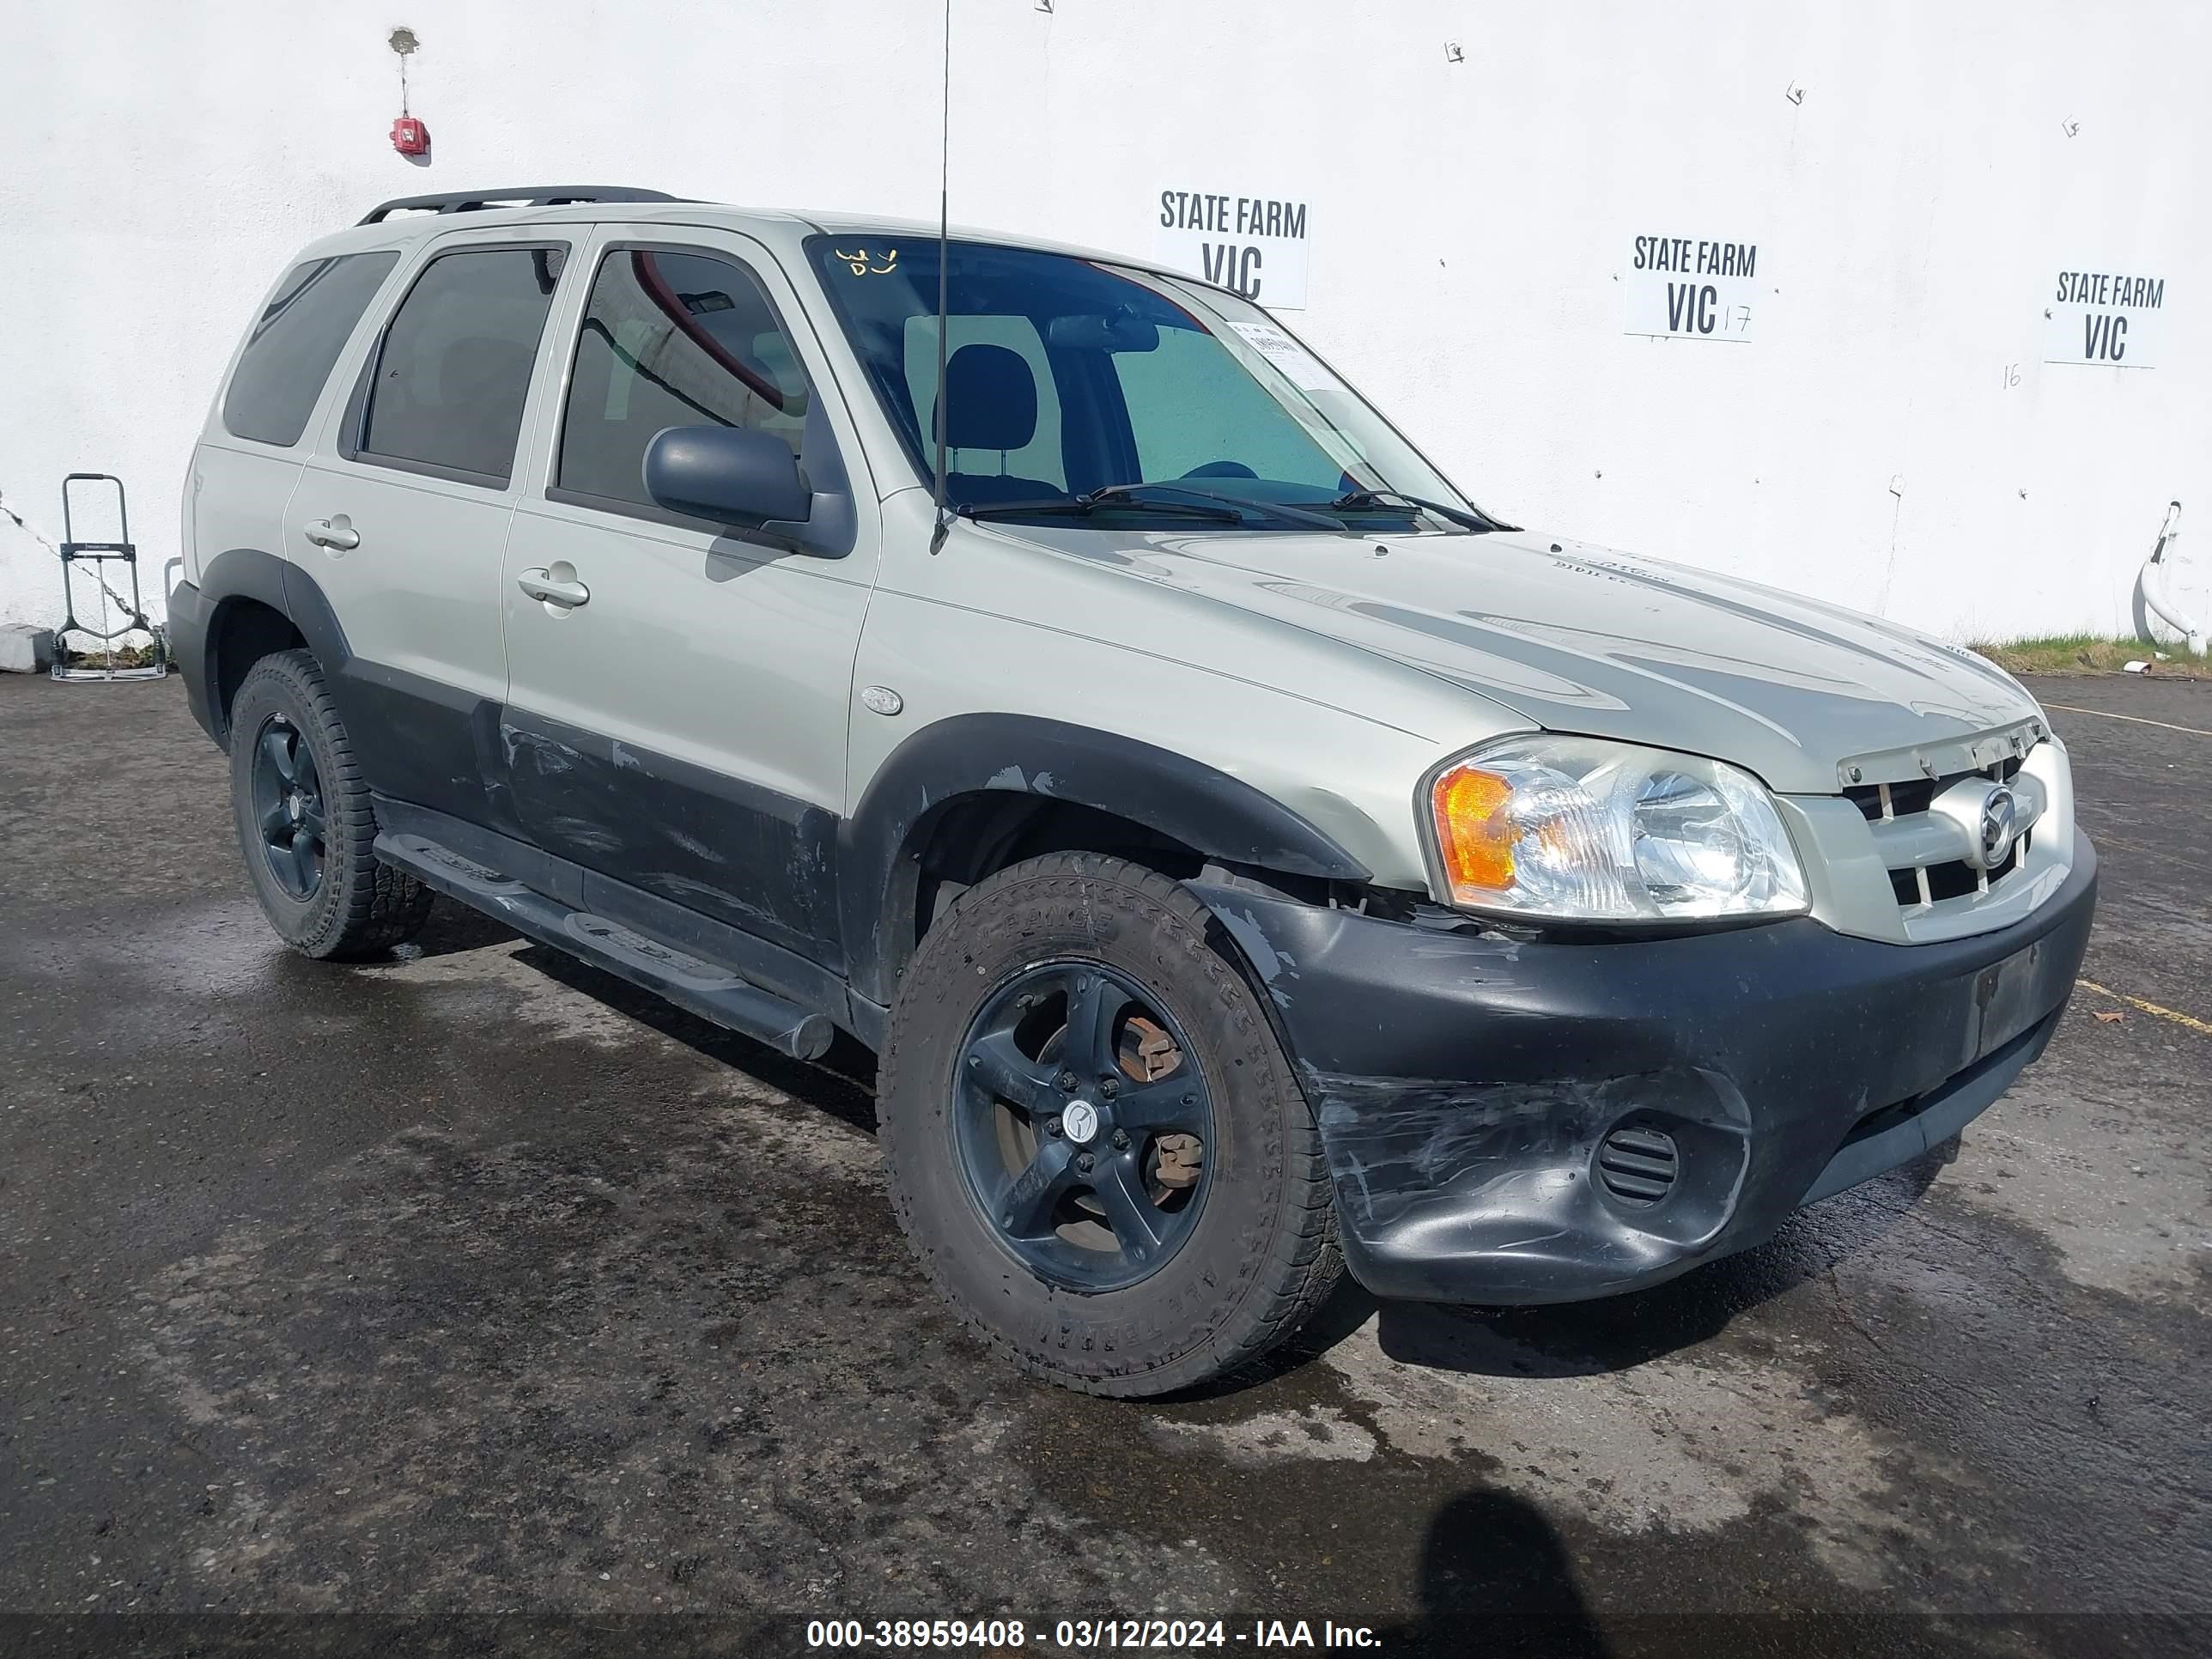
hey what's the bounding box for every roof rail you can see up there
[358,186,686,225]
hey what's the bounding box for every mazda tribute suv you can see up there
[168,186,2097,1395]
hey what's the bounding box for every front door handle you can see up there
[302,515,359,551]
[516,568,591,609]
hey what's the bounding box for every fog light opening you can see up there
[1597,1122,1680,1208]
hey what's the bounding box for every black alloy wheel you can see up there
[228,649,433,959]
[952,959,1214,1291]
[878,852,1343,1396]
[250,714,326,899]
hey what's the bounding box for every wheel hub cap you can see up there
[1061,1098,1100,1145]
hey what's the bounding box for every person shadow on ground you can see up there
[1376,1489,1613,1659]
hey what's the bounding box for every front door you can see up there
[500,228,878,969]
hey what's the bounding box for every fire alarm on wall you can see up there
[387,27,428,158]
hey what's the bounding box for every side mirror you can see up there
[643,426,812,527]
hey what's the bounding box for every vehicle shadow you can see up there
[472,930,1953,1385]
[1188,1141,1951,1397]
[511,939,884,1137]
[1376,1488,1613,1658]
[397,900,522,960]
[1369,1148,1951,1380]
[380,902,878,1133]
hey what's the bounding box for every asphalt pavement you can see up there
[1,671,2206,1658]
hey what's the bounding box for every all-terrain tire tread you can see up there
[878,852,1341,1397]
[233,649,433,960]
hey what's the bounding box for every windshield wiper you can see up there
[961,492,1242,524]
[1321,488,1508,532]
[1085,483,1346,530]
[961,482,1343,529]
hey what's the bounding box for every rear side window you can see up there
[354,245,565,486]
[556,247,811,512]
[222,252,398,447]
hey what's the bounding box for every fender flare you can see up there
[837,712,1370,1006]
[192,548,354,744]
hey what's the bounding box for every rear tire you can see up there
[228,649,433,960]
[878,851,1340,1396]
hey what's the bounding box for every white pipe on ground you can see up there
[2139,501,2207,656]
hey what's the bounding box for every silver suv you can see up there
[172,186,2097,1396]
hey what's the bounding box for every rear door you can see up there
[288,228,576,829]
[191,248,402,596]
[500,227,879,968]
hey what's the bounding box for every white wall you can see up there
[3,0,2205,641]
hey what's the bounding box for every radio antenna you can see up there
[927,0,953,554]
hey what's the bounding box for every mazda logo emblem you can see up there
[1978,786,2018,866]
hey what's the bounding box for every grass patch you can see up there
[58,641,165,670]
[1969,635,2211,678]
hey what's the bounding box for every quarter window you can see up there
[556,248,810,512]
[356,246,565,486]
[222,252,398,447]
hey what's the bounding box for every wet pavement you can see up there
[1,671,2206,1658]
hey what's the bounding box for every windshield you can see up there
[806,235,1490,532]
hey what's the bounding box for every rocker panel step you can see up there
[380,832,529,898]
[374,830,836,1060]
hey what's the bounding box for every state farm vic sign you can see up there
[1154,188,1311,310]
[1624,233,1759,343]
[2045,266,2167,369]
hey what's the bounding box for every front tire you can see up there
[228,649,432,960]
[878,852,1341,1396]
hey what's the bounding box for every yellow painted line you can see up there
[2077,978,2212,1037]
[2043,702,2212,738]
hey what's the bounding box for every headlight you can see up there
[1425,736,1809,922]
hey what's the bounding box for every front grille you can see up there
[1887,838,2022,905]
[1847,754,2032,912]
[1844,754,2022,823]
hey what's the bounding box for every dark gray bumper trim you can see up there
[1800,1006,2059,1206]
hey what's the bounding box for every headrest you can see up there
[935,343,1037,453]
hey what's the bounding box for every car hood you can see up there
[1066,526,2039,795]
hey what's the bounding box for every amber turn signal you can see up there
[1431,763,1516,898]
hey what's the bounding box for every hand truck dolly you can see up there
[52,472,168,682]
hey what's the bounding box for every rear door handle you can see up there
[516,568,590,609]
[302,515,359,551]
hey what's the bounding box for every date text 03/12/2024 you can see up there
[805,1617,1382,1649]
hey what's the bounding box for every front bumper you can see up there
[1194,839,2097,1305]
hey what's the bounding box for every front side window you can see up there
[556,247,810,512]
[807,235,1488,532]
[356,245,565,486]
[222,252,398,447]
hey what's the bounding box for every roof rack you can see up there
[358,186,685,225]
